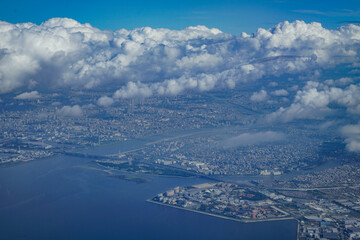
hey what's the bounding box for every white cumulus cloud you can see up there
[250,90,268,102]
[268,79,360,122]
[97,96,114,107]
[57,105,83,117]
[341,122,360,153]
[0,18,358,98]
[14,91,41,100]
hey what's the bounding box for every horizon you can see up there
[1,16,358,35]
[1,0,359,34]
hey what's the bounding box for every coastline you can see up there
[146,199,295,224]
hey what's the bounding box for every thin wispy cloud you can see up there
[293,9,359,17]
[338,21,360,24]
[293,10,327,16]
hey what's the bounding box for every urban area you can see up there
[1,87,359,240]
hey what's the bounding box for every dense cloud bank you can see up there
[1,18,360,152]
[0,18,359,97]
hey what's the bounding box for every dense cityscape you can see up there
[1,86,360,239]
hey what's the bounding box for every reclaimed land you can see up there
[146,199,294,223]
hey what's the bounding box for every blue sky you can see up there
[1,0,359,34]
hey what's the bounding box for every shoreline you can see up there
[146,199,295,224]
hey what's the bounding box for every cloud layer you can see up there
[0,18,359,98]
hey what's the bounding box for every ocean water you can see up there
[0,135,297,240]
